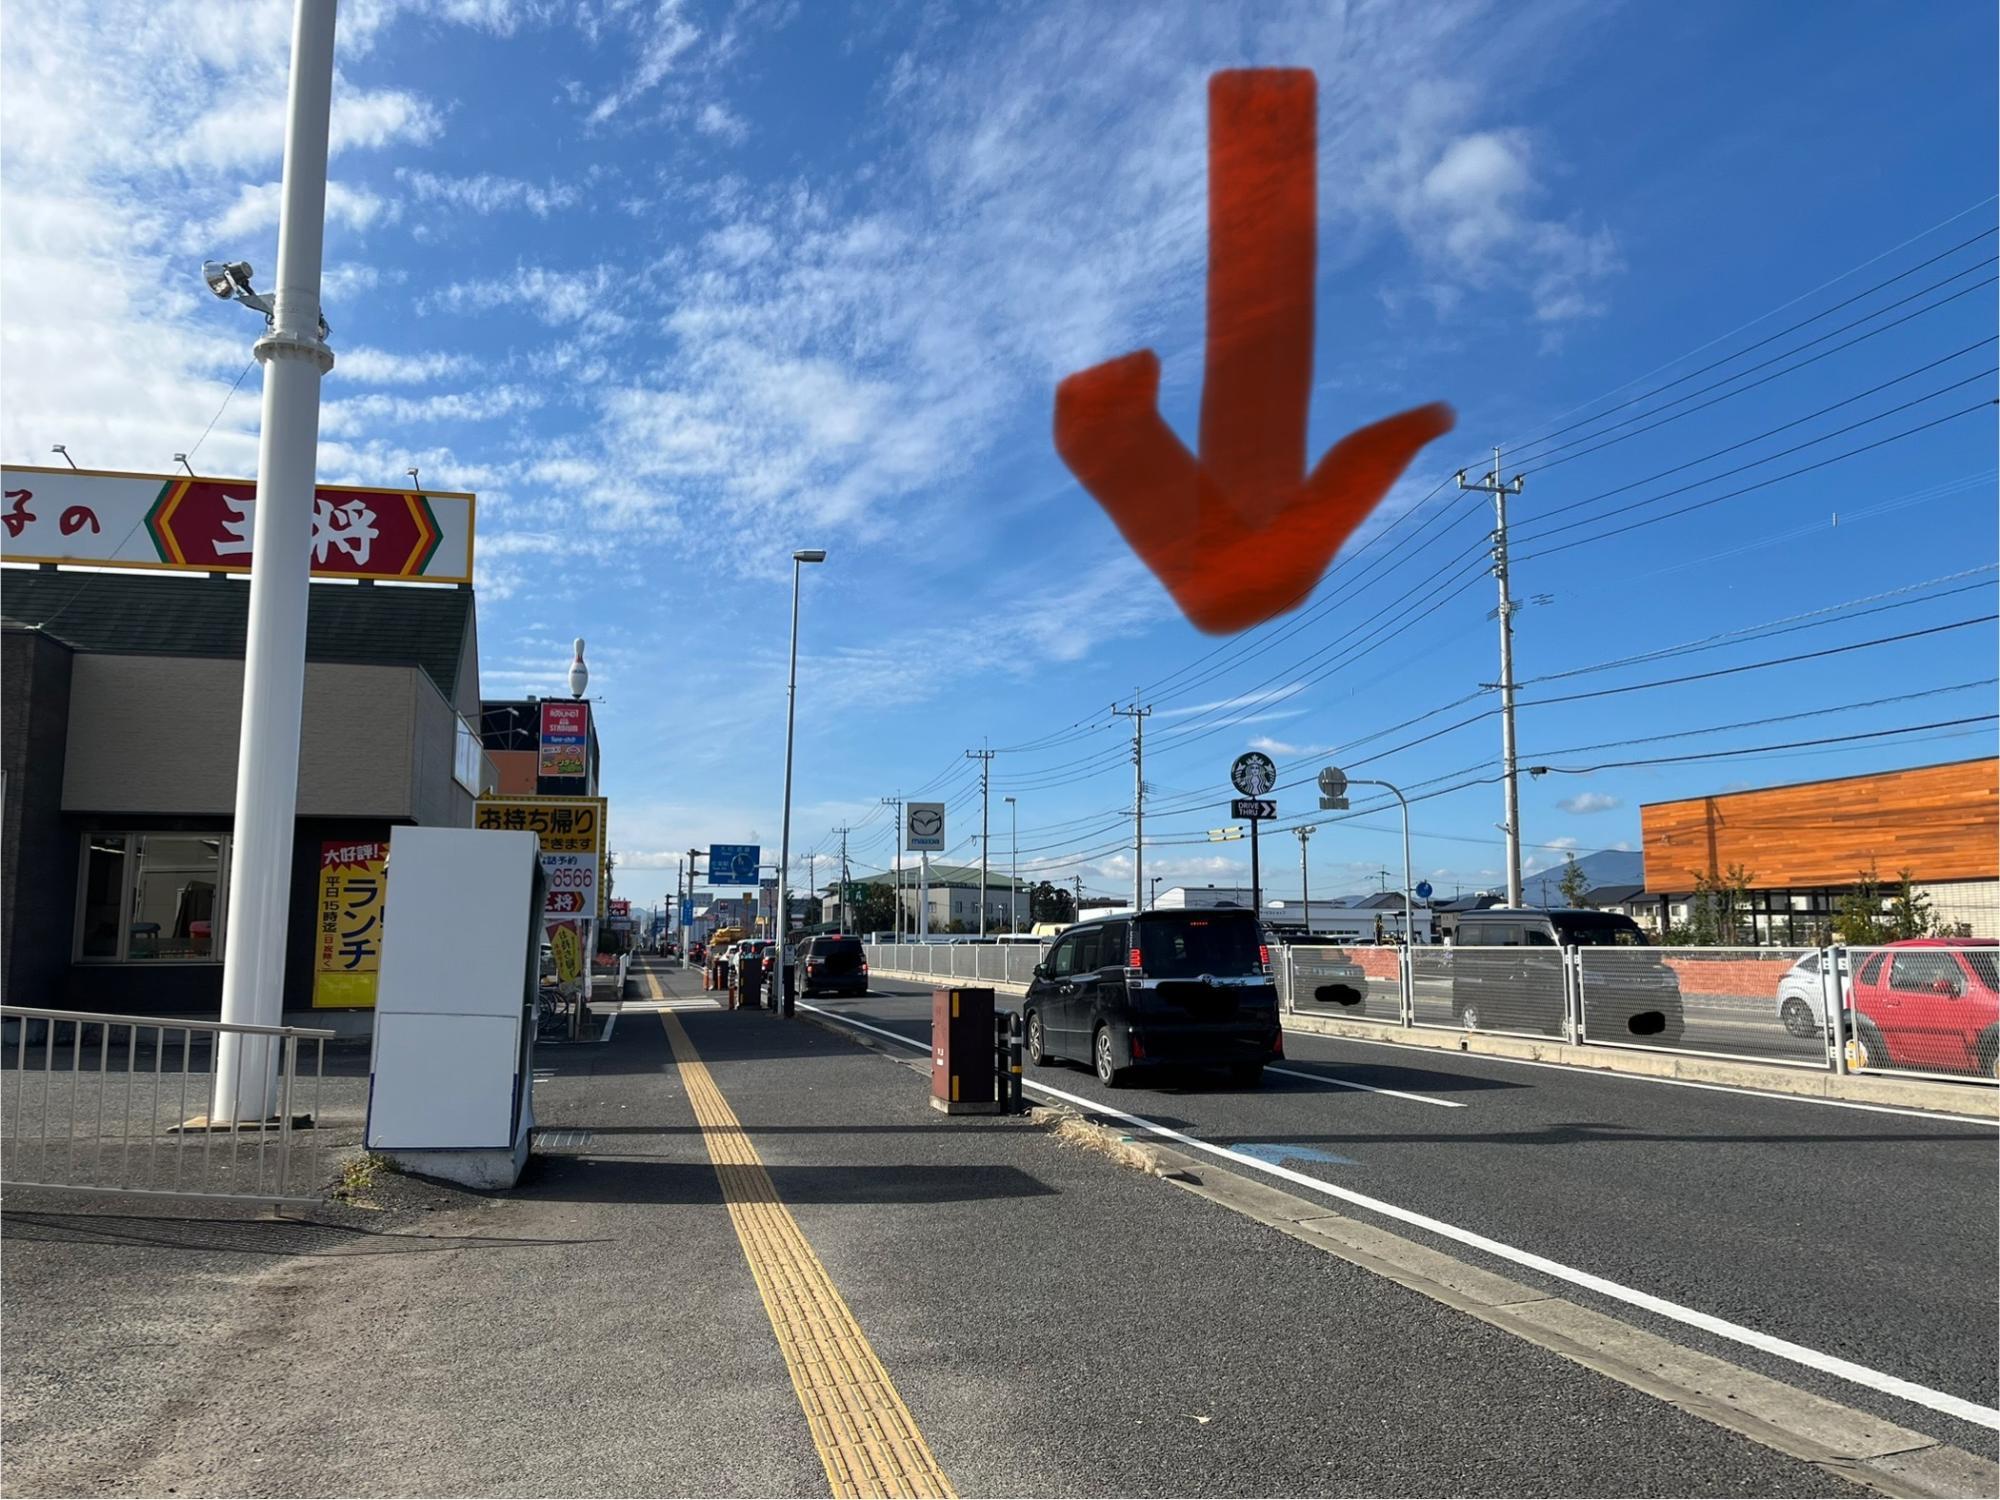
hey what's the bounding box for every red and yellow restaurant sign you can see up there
[0,464,475,584]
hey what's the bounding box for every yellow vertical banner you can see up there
[313,839,388,1008]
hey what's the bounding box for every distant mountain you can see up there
[1572,848,1644,887]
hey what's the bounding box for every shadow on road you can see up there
[521,1156,1057,1207]
[0,1209,611,1257]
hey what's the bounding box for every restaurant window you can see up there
[74,833,230,962]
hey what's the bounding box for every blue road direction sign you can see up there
[1415,880,1434,901]
[709,844,761,886]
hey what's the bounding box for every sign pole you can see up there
[212,0,337,1126]
[1250,816,1261,919]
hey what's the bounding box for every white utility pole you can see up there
[881,795,902,938]
[211,0,338,1125]
[1112,700,1151,912]
[1459,448,1525,907]
[966,747,995,936]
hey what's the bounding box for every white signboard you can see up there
[906,802,946,852]
[539,851,599,917]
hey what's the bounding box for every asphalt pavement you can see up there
[812,975,2000,1462]
[0,958,1889,1497]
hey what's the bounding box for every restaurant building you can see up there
[0,464,489,1022]
[1639,757,1998,942]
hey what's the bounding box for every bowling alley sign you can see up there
[0,464,475,584]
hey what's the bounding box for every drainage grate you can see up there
[533,1128,594,1152]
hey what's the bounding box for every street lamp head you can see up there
[792,548,827,563]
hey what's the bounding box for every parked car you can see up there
[1775,950,1846,1037]
[1292,952,1368,1007]
[1842,939,1999,1076]
[1021,908,1281,1088]
[798,934,869,997]
[1451,908,1682,1042]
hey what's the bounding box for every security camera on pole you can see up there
[206,0,339,1126]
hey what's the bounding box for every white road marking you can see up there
[798,1001,2000,1432]
[1288,1029,2000,1127]
[1265,1063,1463,1108]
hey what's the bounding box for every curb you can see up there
[863,968,1997,1119]
[1281,1009,2000,1118]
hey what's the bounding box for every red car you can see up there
[1845,939,2000,1078]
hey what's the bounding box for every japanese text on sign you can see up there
[313,840,387,1008]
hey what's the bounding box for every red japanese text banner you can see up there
[1,465,474,584]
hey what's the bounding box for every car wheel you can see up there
[1459,1003,1480,1032]
[1780,997,1818,1038]
[1025,1010,1051,1066]
[1093,1026,1128,1088]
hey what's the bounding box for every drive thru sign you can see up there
[474,794,608,916]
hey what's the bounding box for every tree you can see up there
[1886,867,1938,941]
[1557,854,1591,908]
[1667,863,1754,945]
[1834,866,1889,945]
[844,882,900,935]
[1029,881,1075,925]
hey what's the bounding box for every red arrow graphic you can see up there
[1054,69,1454,634]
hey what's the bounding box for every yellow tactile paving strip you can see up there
[657,1005,957,1500]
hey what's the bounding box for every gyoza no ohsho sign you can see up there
[475,795,608,916]
[0,464,475,583]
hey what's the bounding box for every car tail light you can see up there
[1270,1030,1284,1054]
[1258,943,1270,972]
[1130,1033,1146,1059]
[860,961,869,972]
[1128,946,1142,970]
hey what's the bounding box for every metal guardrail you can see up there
[1,1005,334,1206]
[1276,943,1996,1086]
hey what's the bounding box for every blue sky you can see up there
[3,0,1995,914]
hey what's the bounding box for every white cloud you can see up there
[202,179,397,241]
[1557,791,1622,814]
[585,2,699,125]
[695,102,750,144]
[335,346,476,385]
[396,169,581,217]
[1365,82,1621,325]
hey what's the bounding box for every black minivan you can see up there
[798,934,868,998]
[1450,908,1683,1042]
[1022,909,1282,1087]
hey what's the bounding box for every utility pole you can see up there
[1295,825,1317,936]
[209,0,339,1125]
[880,795,902,938]
[966,747,995,937]
[835,827,850,933]
[1072,875,1083,921]
[1459,447,1526,907]
[1111,699,1151,913]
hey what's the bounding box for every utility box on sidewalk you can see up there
[366,827,544,1188]
[931,987,999,1114]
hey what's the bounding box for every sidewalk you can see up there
[2,959,1873,1497]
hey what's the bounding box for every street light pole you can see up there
[211,0,338,1125]
[776,548,825,1012]
[1004,796,1018,932]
